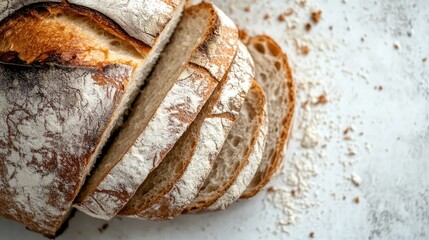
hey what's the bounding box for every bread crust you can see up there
[207,81,269,211]
[240,35,296,198]
[74,2,239,220]
[0,63,132,237]
[0,4,146,67]
[0,0,182,49]
[119,41,253,220]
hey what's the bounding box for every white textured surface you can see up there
[1,0,428,239]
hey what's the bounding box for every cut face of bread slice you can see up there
[206,81,268,211]
[184,80,267,212]
[241,36,296,198]
[119,41,254,220]
[74,2,238,220]
[0,1,184,236]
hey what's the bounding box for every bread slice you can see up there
[241,36,296,198]
[119,41,254,220]
[0,1,184,237]
[206,81,269,211]
[74,2,238,220]
[184,80,268,212]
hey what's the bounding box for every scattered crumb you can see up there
[267,186,275,193]
[311,10,322,23]
[305,23,312,31]
[302,100,309,109]
[301,126,319,148]
[343,126,353,135]
[98,223,109,233]
[375,85,383,91]
[393,41,400,50]
[423,57,427,62]
[354,196,360,204]
[350,173,362,187]
[278,14,286,22]
[347,145,357,156]
[329,25,333,31]
[342,196,347,200]
[243,6,250,12]
[301,45,310,55]
[284,8,295,16]
[314,94,328,105]
[309,231,315,238]
[263,14,270,20]
[343,126,354,140]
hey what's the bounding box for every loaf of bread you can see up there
[0,0,185,236]
[0,1,295,237]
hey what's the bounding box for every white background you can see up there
[1,0,428,239]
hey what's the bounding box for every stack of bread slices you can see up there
[0,0,295,237]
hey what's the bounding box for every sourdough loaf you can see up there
[207,81,268,211]
[185,80,268,212]
[0,0,184,236]
[74,2,239,220]
[119,41,254,220]
[241,36,296,198]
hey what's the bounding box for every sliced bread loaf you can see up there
[206,81,269,211]
[184,80,268,212]
[119,41,254,220]
[0,1,184,236]
[74,2,239,220]
[241,36,296,198]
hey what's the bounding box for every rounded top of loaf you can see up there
[0,0,182,47]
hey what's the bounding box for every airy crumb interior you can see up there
[245,40,290,189]
[190,86,260,205]
[79,7,211,198]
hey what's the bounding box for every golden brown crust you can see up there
[0,3,149,67]
[64,3,151,55]
[241,35,296,199]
